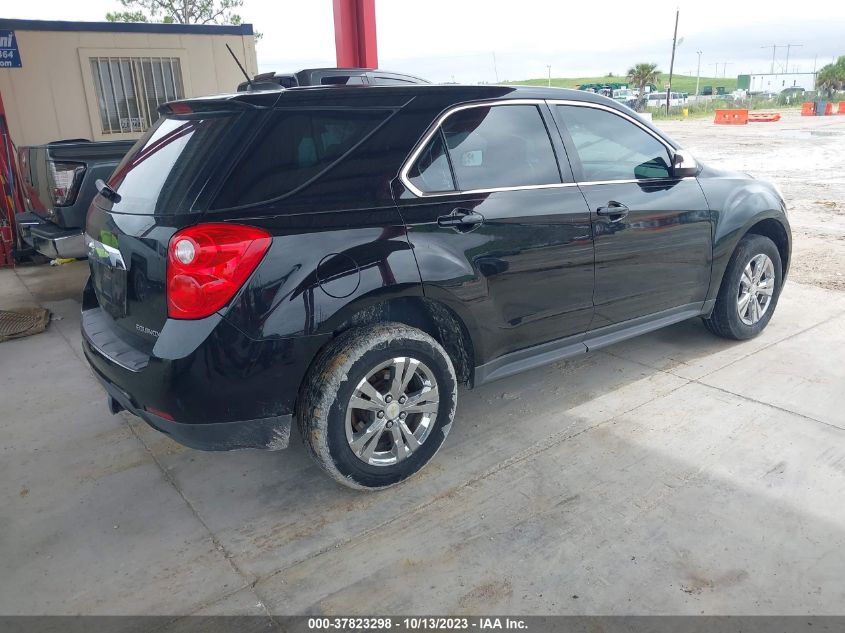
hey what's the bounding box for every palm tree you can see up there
[627,63,661,110]
[816,56,845,100]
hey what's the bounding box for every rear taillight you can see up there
[166,223,272,320]
[49,161,85,206]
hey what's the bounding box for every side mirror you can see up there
[672,149,699,178]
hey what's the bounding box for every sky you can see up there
[5,0,845,83]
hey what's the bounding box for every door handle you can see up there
[596,201,630,221]
[437,208,484,230]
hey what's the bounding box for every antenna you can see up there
[226,44,254,89]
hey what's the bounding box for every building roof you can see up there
[0,17,253,36]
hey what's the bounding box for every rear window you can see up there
[211,109,389,209]
[104,113,239,214]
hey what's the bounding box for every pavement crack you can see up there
[691,381,844,432]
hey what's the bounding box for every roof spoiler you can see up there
[158,97,266,115]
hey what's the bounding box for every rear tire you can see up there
[703,234,782,340]
[297,323,457,490]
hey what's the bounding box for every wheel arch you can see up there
[311,294,477,388]
[744,217,791,280]
[707,204,791,309]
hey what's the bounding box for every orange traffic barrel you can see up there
[801,102,816,116]
[839,102,845,115]
[714,109,748,125]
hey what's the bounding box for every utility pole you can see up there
[722,62,732,78]
[492,52,499,83]
[695,50,703,96]
[547,65,551,87]
[761,44,783,74]
[666,8,679,115]
[784,43,803,73]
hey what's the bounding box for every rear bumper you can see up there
[89,361,292,451]
[80,277,328,451]
[15,211,86,259]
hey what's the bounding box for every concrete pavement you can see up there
[2,260,844,616]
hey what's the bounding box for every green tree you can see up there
[106,0,244,25]
[816,56,845,99]
[627,62,661,110]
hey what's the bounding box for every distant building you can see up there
[737,72,817,95]
[0,18,257,146]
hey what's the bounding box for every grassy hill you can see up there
[508,73,737,93]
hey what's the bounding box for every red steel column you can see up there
[0,90,24,266]
[333,0,378,69]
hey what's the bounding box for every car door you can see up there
[396,101,594,373]
[552,102,712,330]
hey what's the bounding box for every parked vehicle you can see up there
[237,67,430,91]
[16,139,133,259]
[612,88,638,108]
[82,85,791,489]
[645,91,687,108]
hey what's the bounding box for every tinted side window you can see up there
[555,105,672,181]
[407,130,455,193]
[212,109,387,208]
[105,114,239,215]
[441,105,561,191]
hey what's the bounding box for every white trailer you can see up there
[746,73,816,95]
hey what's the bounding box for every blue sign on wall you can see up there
[0,30,22,68]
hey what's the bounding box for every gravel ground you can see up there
[657,110,845,292]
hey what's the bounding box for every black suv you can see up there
[82,85,791,489]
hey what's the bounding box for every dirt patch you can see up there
[458,578,513,609]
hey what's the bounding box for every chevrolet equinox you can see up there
[82,85,791,489]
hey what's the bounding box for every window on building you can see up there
[90,57,185,135]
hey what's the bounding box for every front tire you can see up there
[297,323,457,490]
[703,234,783,340]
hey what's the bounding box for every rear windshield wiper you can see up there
[95,178,122,204]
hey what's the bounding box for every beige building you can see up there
[0,18,257,146]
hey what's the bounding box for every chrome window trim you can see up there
[398,98,688,198]
[577,176,696,186]
[399,99,565,198]
[548,99,681,184]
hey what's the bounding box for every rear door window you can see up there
[211,109,389,209]
[406,130,456,193]
[439,104,561,192]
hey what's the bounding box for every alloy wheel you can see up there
[345,357,440,466]
[737,253,776,326]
